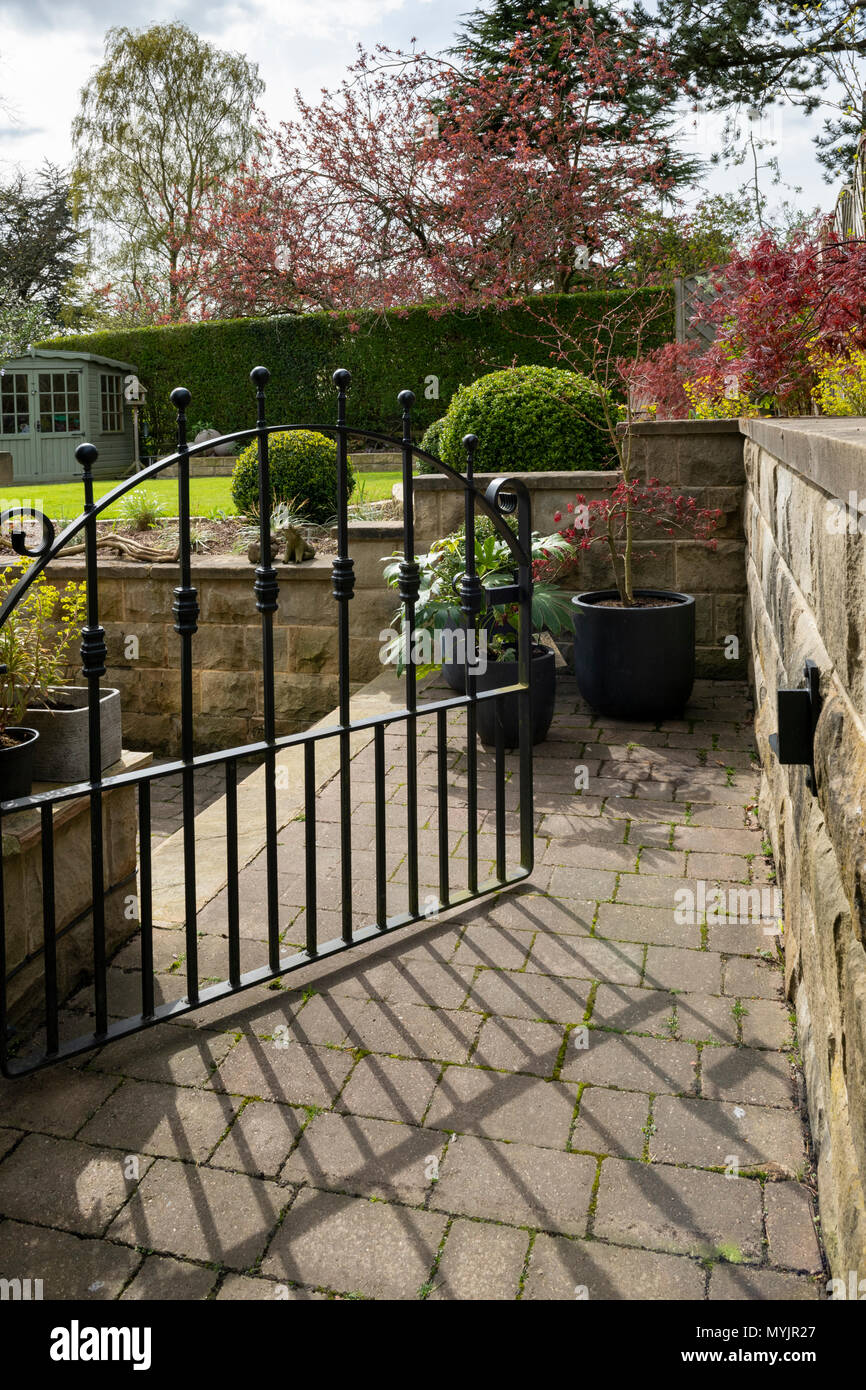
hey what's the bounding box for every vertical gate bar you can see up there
[0,809,6,1073]
[437,707,450,909]
[495,696,506,881]
[398,389,419,918]
[460,434,481,897]
[225,761,241,990]
[75,442,109,1034]
[169,388,200,1006]
[304,740,317,956]
[374,724,387,927]
[516,486,535,873]
[40,805,58,1054]
[250,368,281,973]
[332,369,354,944]
[466,705,478,894]
[138,780,154,1018]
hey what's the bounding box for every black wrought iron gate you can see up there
[0,367,534,1077]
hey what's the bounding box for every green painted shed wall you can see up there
[0,350,138,484]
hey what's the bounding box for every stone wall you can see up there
[413,419,748,679]
[2,749,149,1031]
[40,525,400,755]
[742,417,866,1276]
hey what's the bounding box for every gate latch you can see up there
[769,659,821,793]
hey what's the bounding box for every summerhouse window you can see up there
[38,372,82,434]
[100,374,123,433]
[1,372,30,433]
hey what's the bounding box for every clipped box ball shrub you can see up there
[438,365,615,475]
[231,429,353,523]
[417,416,446,474]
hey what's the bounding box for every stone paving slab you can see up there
[107,1158,286,1266]
[429,1133,597,1233]
[523,1233,706,1300]
[0,676,826,1300]
[594,1158,765,1262]
[261,1188,446,1300]
[120,1253,218,1301]
[0,1219,141,1299]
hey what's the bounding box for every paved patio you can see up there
[0,675,825,1300]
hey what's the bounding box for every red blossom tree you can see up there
[185,12,683,318]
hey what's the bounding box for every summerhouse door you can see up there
[33,368,84,478]
[0,370,38,481]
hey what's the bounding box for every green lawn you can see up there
[0,470,402,522]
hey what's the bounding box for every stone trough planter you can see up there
[26,686,122,783]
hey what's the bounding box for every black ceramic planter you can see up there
[472,644,556,748]
[572,589,695,720]
[0,727,39,802]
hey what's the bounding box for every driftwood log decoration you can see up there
[62,534,181,562]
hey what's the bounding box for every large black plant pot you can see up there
[0,727,39,802]
[472,644,556,748]
[572,589,695,720]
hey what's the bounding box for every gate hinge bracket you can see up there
[483,583,522,607]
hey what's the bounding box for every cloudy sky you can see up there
[0,0,841,217]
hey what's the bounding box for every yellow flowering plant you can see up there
[0,559,87,732]
[683,375,764,420]
[811,348,866,417]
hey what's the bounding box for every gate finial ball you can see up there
[170,387,192,411]
[332,368,352,391]
[398,390,415,410]
[75,443,99,470]
[250,366,270,387]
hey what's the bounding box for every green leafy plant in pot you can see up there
[555,479,722,719]
[0,559,87,800]
[382,517,575,746]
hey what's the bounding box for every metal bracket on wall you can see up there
[769,659,821,794]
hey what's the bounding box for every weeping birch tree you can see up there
[72,22,263,321]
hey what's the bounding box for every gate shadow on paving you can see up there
[0,677,826,1300]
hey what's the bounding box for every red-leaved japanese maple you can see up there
[630,225,866,417]
[551,480,722,605]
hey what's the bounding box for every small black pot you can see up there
[439,613,510,693]
[440,614,470,693]
[572,589,695,720]
[0,727,39,802]
[472,644,556,748]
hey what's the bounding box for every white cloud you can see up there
[0,0,839,220]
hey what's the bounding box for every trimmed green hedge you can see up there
[42,290,671,454]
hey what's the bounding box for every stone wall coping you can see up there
[25,553,337,581]
[622,419,744,437]
[412,468,620,494]
[343,520,404,540]
[2,747,152,855]
[742,417,866,500]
